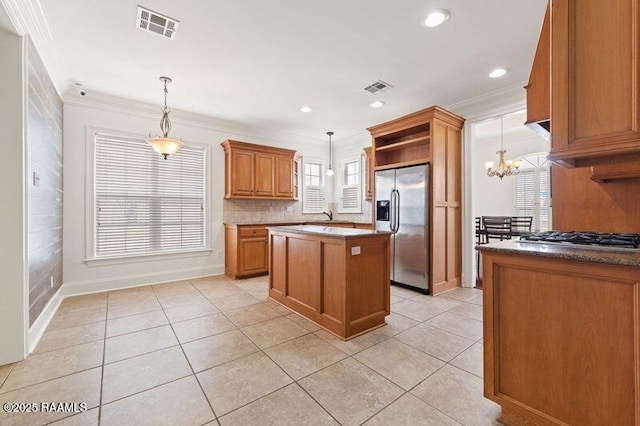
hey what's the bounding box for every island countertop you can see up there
[268,225,390,239]
[477,239,640,267]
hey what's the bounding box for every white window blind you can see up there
[94,133,206,258]
[303,160,326,213]
[338,158,362,213]
[514,153,551,231]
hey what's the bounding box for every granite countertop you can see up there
[267,225,390,238]
[225,221,372,226]
[477,240,640,267]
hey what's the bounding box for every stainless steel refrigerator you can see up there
[375,164,429,292]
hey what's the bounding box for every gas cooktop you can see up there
[519,231,640,249]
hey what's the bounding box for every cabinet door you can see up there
[550,0,640,165]
[274,155,294,198]
[254,154,275,196]
[238,237,268,275]
[230,150,255,196]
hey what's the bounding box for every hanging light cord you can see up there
[328,132,333,169]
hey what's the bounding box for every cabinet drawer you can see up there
[238,227,268,238]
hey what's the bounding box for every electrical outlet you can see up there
[286,206,293,212]
[217,250,223,258]
[50,276,54,288]
[33,172,40,187]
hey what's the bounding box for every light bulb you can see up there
[485,161,494,170]
[300,106,312,113]
[424,9,449,27]
[489,68,509,79]
[326,168,335,177]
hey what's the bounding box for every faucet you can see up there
[322,210,333,221]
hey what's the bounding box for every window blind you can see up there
[338,158,362,213]
[94,133,206,257]
[302,160,326,213]
[515,162,550,231]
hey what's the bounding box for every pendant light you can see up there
[326,131,335,176]
[485,116,521,180]
[147,76,184,160]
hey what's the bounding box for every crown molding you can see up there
[63,90,328,150]
[445,82,527,122]
[1,0,69,96]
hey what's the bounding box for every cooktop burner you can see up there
[519,231,640,249]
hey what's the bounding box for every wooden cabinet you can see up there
[367,106,465,295]
[222,140,300,200]
[362,146,374,200]
[269,227,390,340]
[225,225,269,279]
[481,249,640,425]
[548,0,640,167]
[524,2,550,140]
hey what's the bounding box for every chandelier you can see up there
[147,76,184,160]
[485,116,520,179]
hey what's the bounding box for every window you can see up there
[303,159,326,213]
[338,157,362,213]
[93,133,206,258]
[514,152,551,231]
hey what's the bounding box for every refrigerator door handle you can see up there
[394,189,400,232]
[389,190,395,232]
[391,189,400,233]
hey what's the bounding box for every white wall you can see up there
[0,30,28,364]
[62,93,327,293]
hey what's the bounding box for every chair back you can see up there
[482,216,512,241]
[511,216,533,234]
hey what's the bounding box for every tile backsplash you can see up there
[223,199,372,224]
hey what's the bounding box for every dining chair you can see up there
[511,216,533,236]
[482,216,512,241]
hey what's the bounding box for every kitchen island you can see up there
[268,225,391,340]
[478,240,640,425]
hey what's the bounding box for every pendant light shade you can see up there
[147,76,183,160]
[326,131,335,176]
[485,117,520,180]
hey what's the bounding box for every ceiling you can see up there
[38,0,547,141]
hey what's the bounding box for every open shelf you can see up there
[375,135,430,152]
[374,158,430,171]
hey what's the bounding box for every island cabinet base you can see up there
[482,252,640,426]
[268,227,391,340]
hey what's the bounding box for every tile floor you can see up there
[0,276,499,426]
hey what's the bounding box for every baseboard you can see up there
[59,264,225,297]
[28,264,225,353]
[28,288,64,354]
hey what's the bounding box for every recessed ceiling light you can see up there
[423,9,449,27]
[489,68,510,78]
[300,106,312,113]
[369,100,385,108]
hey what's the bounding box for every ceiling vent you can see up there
[136,6,179,40]
[363,80,394,94]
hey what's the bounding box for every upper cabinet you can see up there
[524,3,550,139]
[222,140,300,200]
[548,0,640,167]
